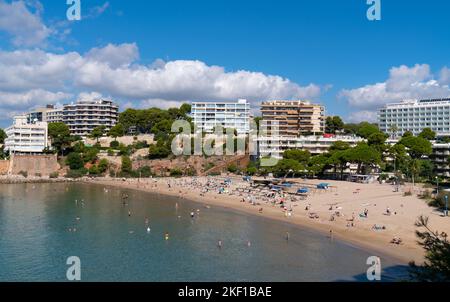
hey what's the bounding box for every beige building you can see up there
[62,99,119,137]
[260,100,325,136]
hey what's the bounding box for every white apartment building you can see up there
[4,115,48,154]
[258,135,365,159]
[431,143,450,178]
[62,99,119,137]
[191,99,251,134]
[378,98,450,137]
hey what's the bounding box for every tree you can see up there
[327,150,350,180]
[179,103,192,116]
[283,149,311,165]
[272,159,303,177]
[329,141,350,153]
[367,132,388,152]
[98,158,109,173]
[347,143,381,175]
[121,156,133,174]
[108,123,125,141]
[400,136,433,159]
[409,216,450,282]
[66,152,84,170]
[90,126,106,143]
[0,128,6,144]
[402,131,414,138]
[48,123,72,155]
[357,122,380,139]
[148,140,171,159]
[325,116,344,134]
[388,124,399,139]
[308,154,328,177]
[419,128,436,141]
[407,158,421,187]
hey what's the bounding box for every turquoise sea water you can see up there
[0,183,408,282]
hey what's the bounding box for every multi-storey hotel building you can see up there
[378,98,450,137]
[258,135,364,159]
[260,100,325,136]
[62,99,119,137]
[190,99,251,134]
[4,115,49,154]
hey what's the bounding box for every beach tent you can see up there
[270,185,282,191]
[317,183,330,190]
[297,188,309,194]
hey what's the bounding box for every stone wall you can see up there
[0,160,9,175]
[84,134,154,148]
[9,154,60,177]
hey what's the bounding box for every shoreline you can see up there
[87,177,436,265]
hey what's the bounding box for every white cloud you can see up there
[340,64,450,122]
[440,67,450,85]
[0,43,323,124]
[0,89,71,109]
[347,110,379,123]
[0,0,51,47]
[85,43,139,68]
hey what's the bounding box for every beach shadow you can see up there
[334,264,411,282]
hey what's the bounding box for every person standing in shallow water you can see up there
[285,232,290,242]
[218,240,222,249]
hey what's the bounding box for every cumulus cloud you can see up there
[0,89,71,108]
[0,0,51,47]
[0,43,323,123]
[340,64,450,122]
[85,43,139,68]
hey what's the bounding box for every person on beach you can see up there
[285,232,290,242]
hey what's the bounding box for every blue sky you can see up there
[0,0,450,127]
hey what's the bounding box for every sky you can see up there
[0,0,450,127]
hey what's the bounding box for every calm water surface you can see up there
[0,183,408,281]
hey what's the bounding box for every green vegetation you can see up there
[0,128,6,144]
[48,123,76,156]
[409,216,450,282]
[108,123,125,141]
[89,126,106,143]
[325,116,344,134]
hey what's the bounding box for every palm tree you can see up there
[388,124,399,139]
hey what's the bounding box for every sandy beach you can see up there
[90,176,450,264]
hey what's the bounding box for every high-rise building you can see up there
[4,115,49,154]
[190,99,251,134]
[378,98,450,137]
[62,99,119,137]
[260,100,325,137]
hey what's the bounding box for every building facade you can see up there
[260,100,325,137]
[431,143,450,178]
[27,105,62,124]
[258,135,364,159]
[4,115,48,154]
[62,99,119,137]
[378,98,450,137]
[190,99,251,134]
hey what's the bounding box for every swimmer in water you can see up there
[286,232,290,242]
[217,240,222,249]
[190,211,195,218]
[165,232,170,240]
[128,211,131,217]
[247,241,251,247]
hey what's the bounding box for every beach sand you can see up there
[90,176,450,264]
